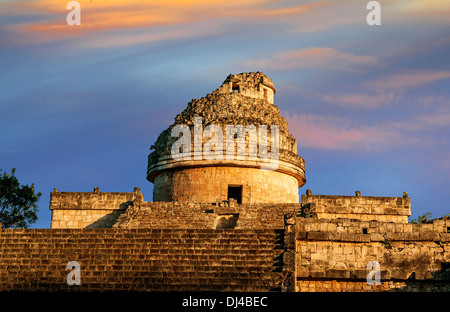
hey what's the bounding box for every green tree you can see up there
[409,212,432,224]
[0,168,41,228]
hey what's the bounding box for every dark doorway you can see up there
[228,185,242,204]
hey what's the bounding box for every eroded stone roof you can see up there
[147,72,305,182]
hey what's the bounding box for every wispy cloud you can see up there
[318,70,450,109]
[3,0,450,48]
[285,106,450,152]
[245,47,381,72]
[366,71,450,93]
[319,92,395,109]
[286,113,411,152]
[286,0,450,34]
[389,0,450,24]
[2,0,320,46]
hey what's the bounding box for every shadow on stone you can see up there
[215,214,239,229]
[85,201,132,229]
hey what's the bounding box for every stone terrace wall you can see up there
[50,187,324,229]
[50,187,144,229]
[293,218,450,292]
[0,228,285,292]
[113,201,313,229]
[301,190,411,223]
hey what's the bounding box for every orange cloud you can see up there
[5,0,320,45]
[285,113,421,152]
[245,47,380,72]
[7,0,448,47]
[317,70,450,109]
[367,71,450,92]
[285,103,450,152]
[390,0,450,24]
[319,92,395,109]
[280,0,450,34]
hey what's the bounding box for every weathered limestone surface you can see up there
[153,166,300,203]
[112,201,311,230]
[302,190,411,223]
[147,72,306,203]
[50,188,413,229]
[294,217,450,292]
[50,187,143,229]
[0,228,284,292]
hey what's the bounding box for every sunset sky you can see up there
[1,0,449,228]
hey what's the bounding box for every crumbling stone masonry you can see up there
[147,72,305,204]
[302,190,411,223]
[290,217,450,292]
[0,228,284,292]
[49,189,410,230]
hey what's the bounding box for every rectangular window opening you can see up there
[228,185,242,205]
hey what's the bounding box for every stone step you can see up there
[0,268,283,279]
[0,240,283,247]
[0,269,282,280]
[0,252,284,261]
[0,271,281,279]
[0,251,283,260]
[0,228,285,292]
[1,281,275,292]
[0,248,282,257]
[0,237,284,245]
[0,257,278,271]
[0,228,284,234]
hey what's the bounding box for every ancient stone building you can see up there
[147,72,305,204]
[0,72,449,292]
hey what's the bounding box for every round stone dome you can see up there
[147,72,306,203]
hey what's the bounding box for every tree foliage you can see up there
[409,212,432,224]
[0,168,41,228]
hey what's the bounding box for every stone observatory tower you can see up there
[147,72,306,204]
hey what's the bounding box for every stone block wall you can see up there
[113,201,308,230]
[293,218,450,292]
[50,187,144,229]
[301,190,411,223]
[153,166,300,203]
[50,186,416,230]
[0,228,284,292]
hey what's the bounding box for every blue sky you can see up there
[1,0,449,228]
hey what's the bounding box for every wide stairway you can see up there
[0,229,285,291]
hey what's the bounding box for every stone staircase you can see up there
[0,229,285,291]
